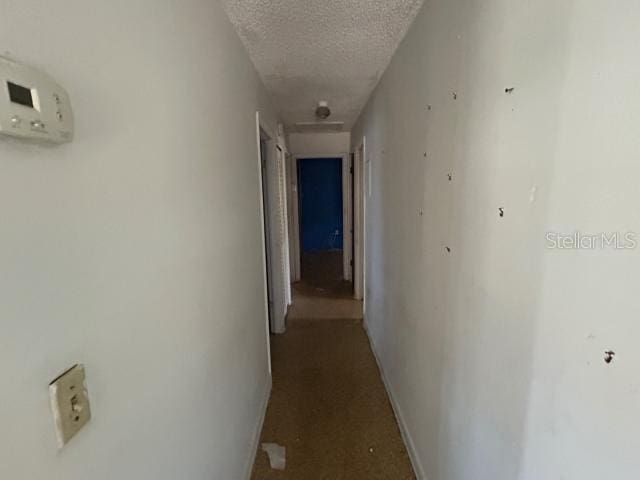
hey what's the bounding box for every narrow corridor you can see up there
[3,2,638,479]
[251,286,414,479]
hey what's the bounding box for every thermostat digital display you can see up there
[0,56,73,144]
[7,81,35,109]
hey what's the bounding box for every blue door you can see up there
[299,158,343,252]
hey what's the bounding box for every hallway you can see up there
[251,290,414,479]
[2,1,639,479]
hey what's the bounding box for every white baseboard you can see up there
[363,321,427,480]
[243,374,272,480]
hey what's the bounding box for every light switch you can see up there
[49,364,92,448]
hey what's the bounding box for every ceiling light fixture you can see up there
[315,100,331,120]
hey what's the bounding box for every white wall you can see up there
[288,132,350,156]
[352,1,640,479]
[0,1,277,479]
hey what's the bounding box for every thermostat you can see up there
[0,56,73,144]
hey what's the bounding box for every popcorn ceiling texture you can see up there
[220,0,424,129]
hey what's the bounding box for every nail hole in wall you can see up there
[505,87,515,94]
[499,207,504,217]
[445,246,451,253]
[452,92,458,100]
[604,350,615,364]
[447,173,452,181]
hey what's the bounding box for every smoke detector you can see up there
[315,101,331,120]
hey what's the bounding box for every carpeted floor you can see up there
[296,250,354,298]
[250,283,415,479]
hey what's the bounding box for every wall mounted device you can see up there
[315,100,331,120]
[0,56,73,144]
[49,364,91,448]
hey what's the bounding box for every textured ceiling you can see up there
[221,0,424,130]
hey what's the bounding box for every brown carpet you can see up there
[296,251,353,298]
[250,291,416,479]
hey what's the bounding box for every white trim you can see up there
[292,153,350,281]
[353,140,366,304]
[258,118,288,335]
[255,112,272,373]
[362,137,368,316]
[363,322,425,480]
[288,155,302,282]
[342,154,353,281]
[242,374,272,480]
[276,145,293,307]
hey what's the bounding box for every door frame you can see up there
[353,138,366,306]
[256,113,273,370]
[285,151,298,284]
[290,153,351,282]
[256,112,289,337]
[276,145,293,308]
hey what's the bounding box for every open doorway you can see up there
[296,157,352,297]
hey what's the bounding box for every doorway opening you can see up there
[296,157,352,297]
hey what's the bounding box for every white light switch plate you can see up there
[49,364,91,448]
